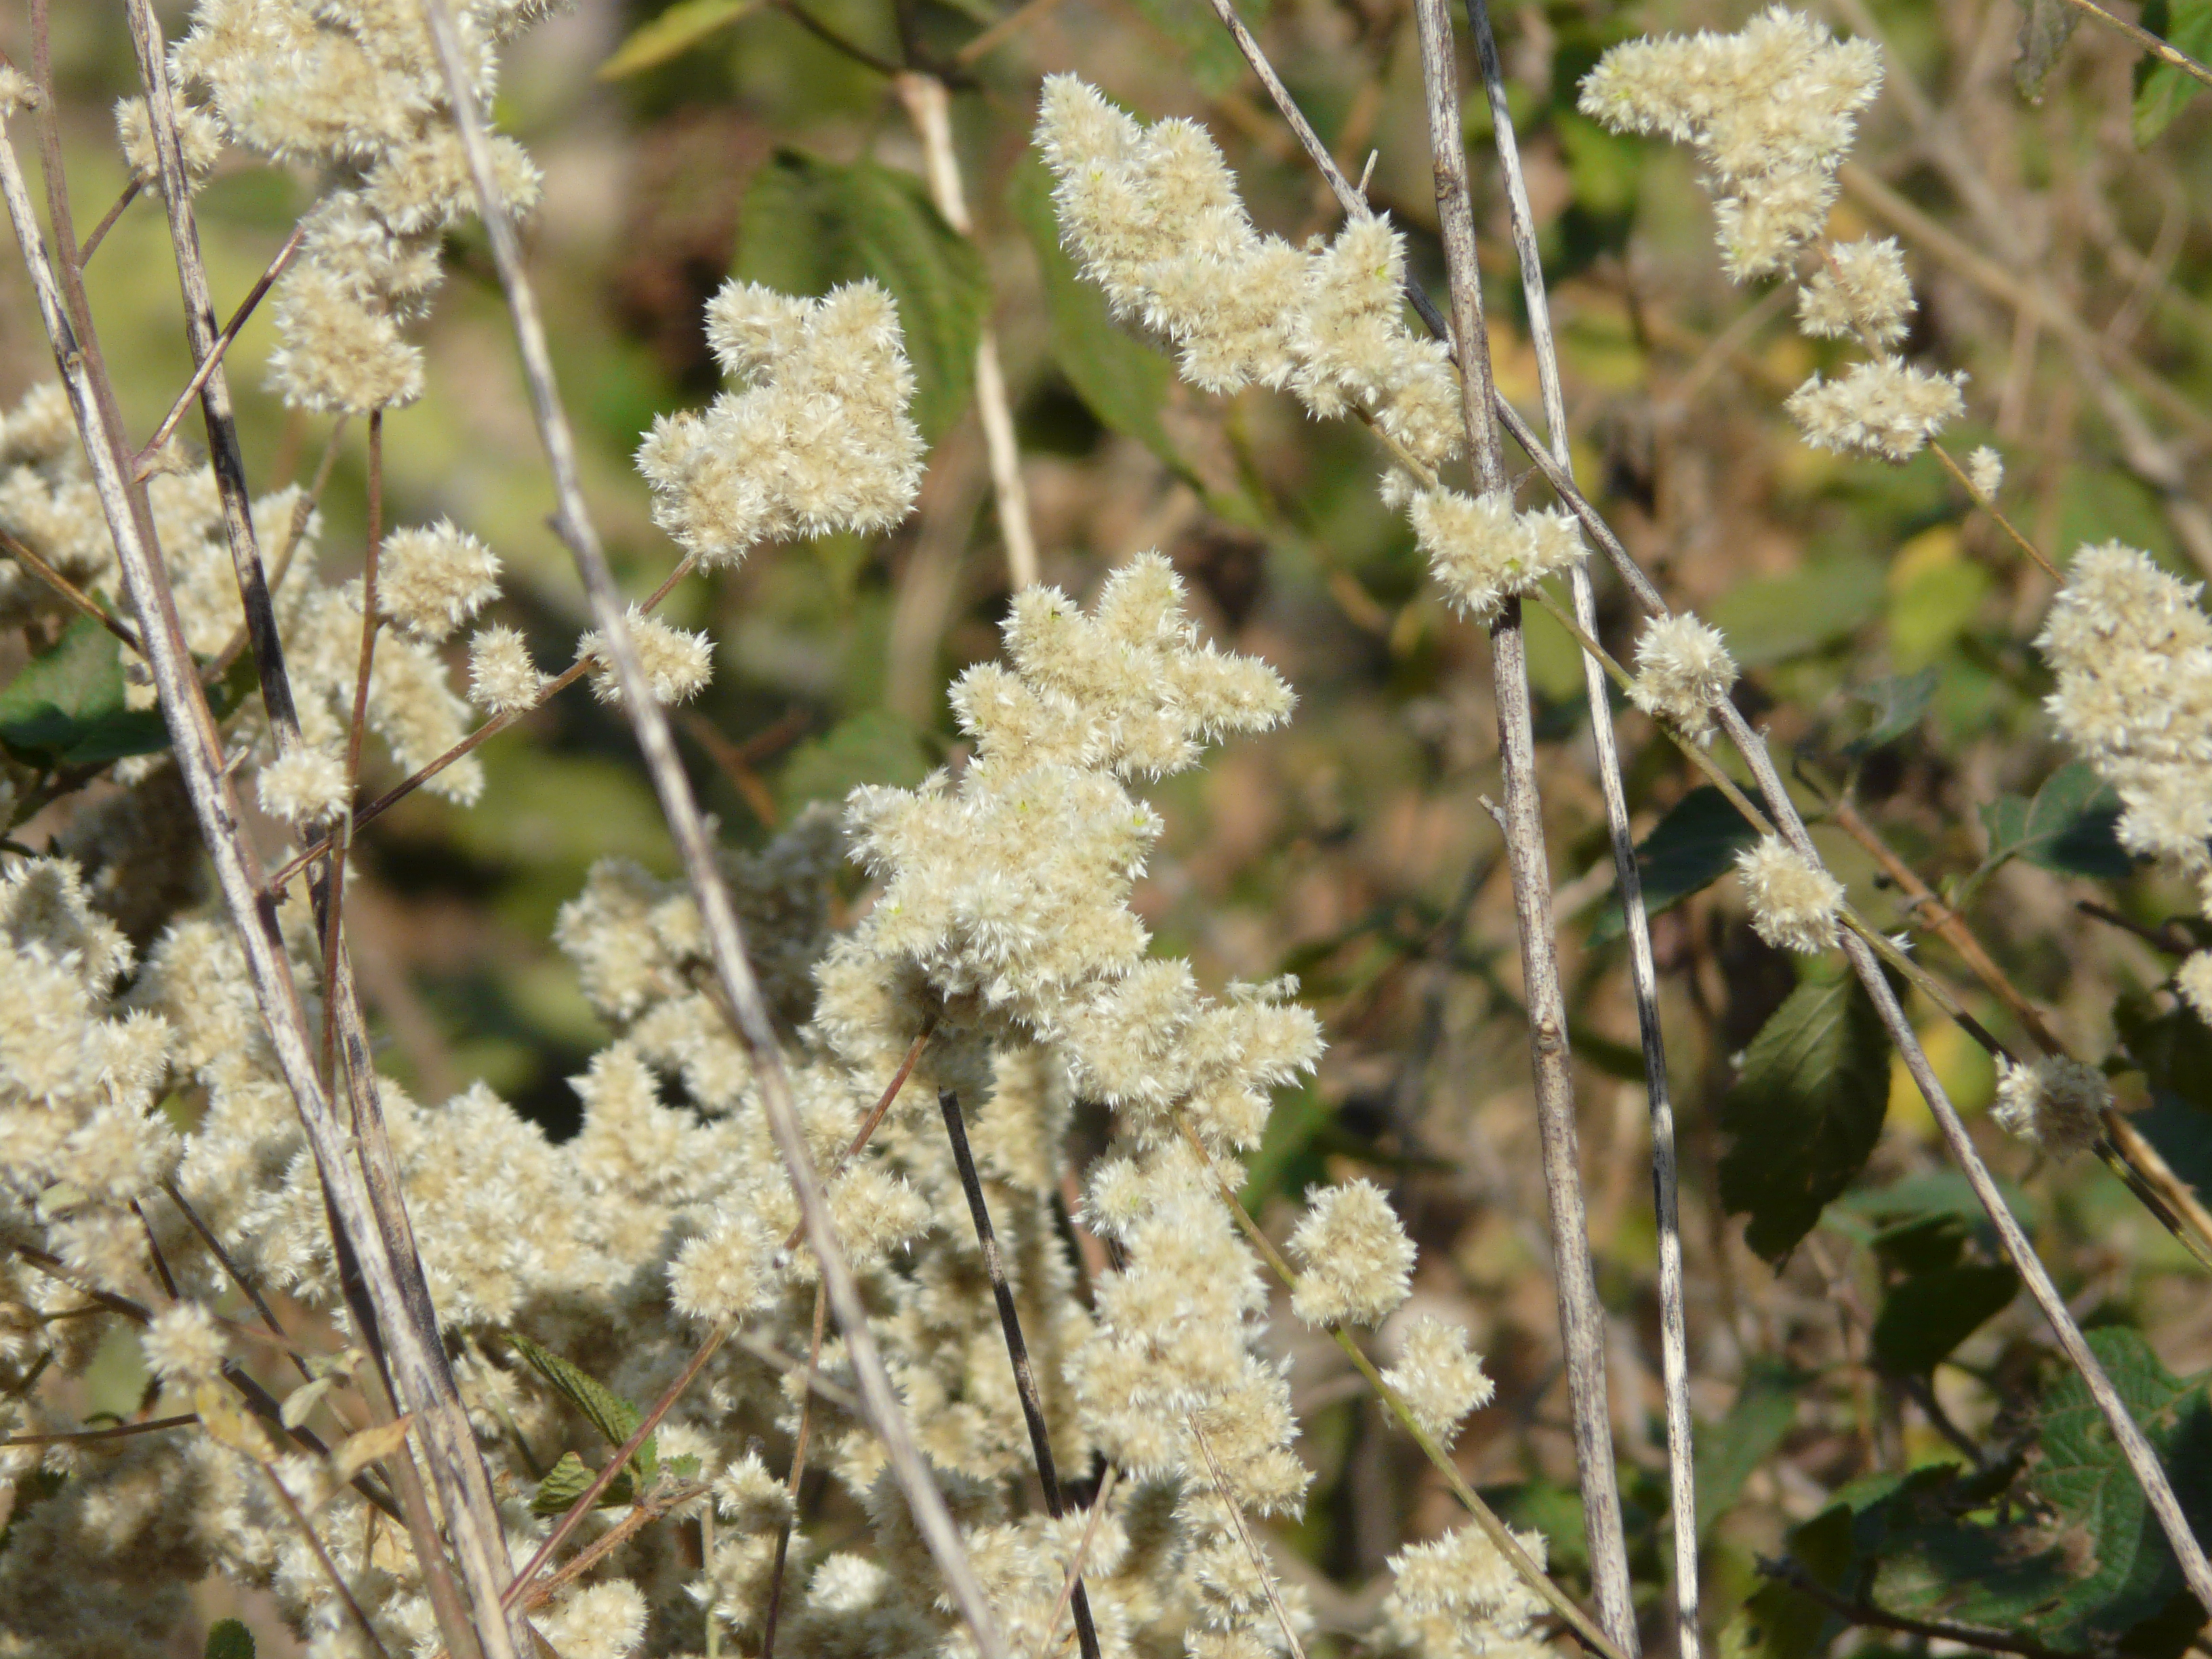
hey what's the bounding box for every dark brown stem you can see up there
[3,1412,197,1446]
[939,1090,1103,1659]
[135,219,306,475]
[0,524,144,652]
[759,1287,829,1659]
[77,177,141,263]
[164,1177,314,1383]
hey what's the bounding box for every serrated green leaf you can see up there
[2135,0,2212,144]
[1007,157,1180,472]
[1696,1359,1801,1536]
[529,1448,637,1515]
[596,0,762,78]
[1589,786,1761,945]
[2014,0,2085,100]
[1846,668,1938,756]
[1978,761,2132,881]
[510,1333,656,1482]
[0,615,169,769]
[204,1618,256,1659]
[735,150,987,441]
[1719,972,1891,1263]
[1870,1261,2019,1374]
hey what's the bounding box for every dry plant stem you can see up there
[781,1020,935,1253]
[1168,1115,1631,1659]
[255,1458,397,1659]
[321,410,384,1084]
[1929,442,2057,579]
[895,71,1038,589]
[1461,2,1699,1647]
[136,218,307,475]
[419,14,999,1647]
[1187,1416,1309,1659]
[77,176,141,263]
[0,97,518,1659]
[2051,0,2212,88]
[163,1176,315,1385]
[1409,1,1635,1647]
[0,523,144,651]
[939,1090,1105,1659]
[759,1286,830,1659]
[508,1481,712,1620]
[1032,1465,1120,1659]
[503,1320,735,1610]
[208,413,350,684]
[2,1412,197,1446]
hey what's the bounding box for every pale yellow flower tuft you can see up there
[255,745,351,827]
[1628,613,1738,742]
[378,519,501,641]
[1736,834,1843,952]
[1785,359,1964,462]
[1380,1315,1494,1446]
[1409,488,1589,626]
[468,623,550,715]
[582,613,714,707]
[1797,237,1914,346]
[1287,1179,1416,1327]
[1992,1055,2107,1161]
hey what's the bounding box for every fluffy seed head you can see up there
[1410,489,1589,626]
[255,745,351,827]
[142,1302,226,1385]
[377,519,501,640]
[1991,1055,2107,1160]
[1286,1179,1416,1327]
[115,94,228,187]
[1797,237,1914,346]
[1379,1315,1493,1446]
[1628,613,1738,742]
[583,613,714,706]
[1736,834,1843,951]
[2179,953,2212,1026]
[1786,359,1965,462]
[1966,445,2004,499]
[468,623,550,715]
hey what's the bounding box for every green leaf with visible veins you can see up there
[1718,970,1891,1263]
[204,1619,256,1659]
[510,1333,656,1483]
[0,616,169,769]
[2135,0,2212,144]
[1589,785,1759,945]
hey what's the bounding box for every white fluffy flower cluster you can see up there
[1736,833,1845,952]
[1991,1054,2108,1160]
[1579,7,1881,279]
[636,280,926,569]
[173,0,552,413]
[2035,543,2212,1019]
[1378,1523,1557,1659]
[1407,488,1589,626]
[1038,76,1462,470]
[1628,613,1738,743]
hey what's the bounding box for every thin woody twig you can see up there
[1408,2,1636,1646]
[3,1412,197,1446]
[0,523,144,653]
[2048,0,2212,90]
[1031,1465,1120,1659]
[1460,3,1698,1650]
[134,218,307,476]
[1757,1557,2091,1659]
[77,177,141,264]
[939,1090,1104,1659]
[758,1286,829,1659]
[417,13,1000,1650]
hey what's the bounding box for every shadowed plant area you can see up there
[3,0,2212,1657]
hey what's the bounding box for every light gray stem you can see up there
[0,117,520,1659]
[1408,1,1637,1647]
[1459,3,1700,1651]
[415,10,1004,1655]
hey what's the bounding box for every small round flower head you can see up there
[115,94,227,188]
[266,260,424,413]
[582,612,714,706]
[1736,834,1843,951]
[1786,359,1965,462]
[2178,953,2212,1026]
[377,519,501,640]
[1628,613,1738,742]
[1992,1054,2107,1160]
[468,624,550,715]
[1286,1178,1416,1327]
[255,745,350,827]
[1797,237,1914,346]
[1381,1521,1551,1659]
[1966,445,2005,500]
[1410,489,1589,626]
[0,64,44,119]
[1380,1315,1493,1446]
[142,1301,226,1386]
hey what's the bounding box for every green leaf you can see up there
[529,1448,636,1516]
[1696,1359,1801,1536]
[1704,553,1885,668]
[509,1333,656,1483]
[1887,555,1992,671]
[1007,157,1181,472]
[204,1619,256,1659]
[1120,0,1246,93]
[0,616,169,769]
[1870,1262,2019,1374]
[777,710,928,817]
[2135,0,2212,144]
[1845,668,1938,756]
[2014,0,2085,101]
[1589,786,1761,945]
[596,0,762,78]
[2120,996,2212,1198]
[736,150,987,441]
[1719,970,1892,1263]
[1978,761,2132,881]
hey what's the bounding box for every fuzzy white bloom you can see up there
[1380,1315,1493,1446]
[0,64,42,118]
[533,1580,648,1659]
[1966,445,2005,500]
[255,745,351,827]
[1580,7,1883,279]
[2178,953,2212,1025]
[636,280,924,567]
[1410,489,1588,626]
[1736,834,1843,951]
[468,623,549,715]
[1797,237,1914,346]
[1287,1179,1416,1327]
[266,259,425,413]
[377,519,500,640]
[1380,1523,1554,1659]
[1991,1055,2107,1160]
[1036,76,1462,471]
[1628,613,1738,741]
[115,94,228,188]
[582,613,714,706]
[1786,359,1965,461]
[2035,544,2212,878]
[142,1302,227,1385]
